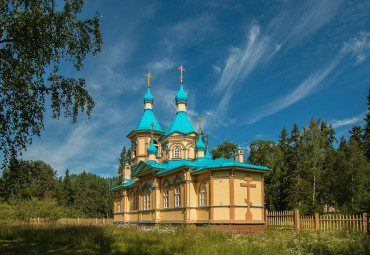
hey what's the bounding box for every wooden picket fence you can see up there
[266,210,368,233]
[29,217,114,225]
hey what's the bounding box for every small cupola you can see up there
[204,148,212,159]
[195,134,206,158]
[144,72,154,109]
[234,146,244,163]
[175,85,188,104]
[175,65,188,112]
[147,138,157,161]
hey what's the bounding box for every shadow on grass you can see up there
[0,225,186,254]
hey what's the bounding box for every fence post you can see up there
[294,210,300,231]
[264,210,268,225]
[315,213,320,231]
[103,218,105,225]
[96,218,98,225]
[77,217,80,224]
[363,213,367,233]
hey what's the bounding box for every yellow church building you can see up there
[111,66,272,233]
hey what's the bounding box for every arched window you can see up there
[175,186,181,207]
[200,184,206,206]
[174,146,180,158]
[117,201,121,213]
[143,189,150,210]
[163,190,169,209]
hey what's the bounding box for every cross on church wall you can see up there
[240,176,256,221]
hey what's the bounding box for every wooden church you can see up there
[111,66,272,232]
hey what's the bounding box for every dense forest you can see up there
[0,160,119,222]
[1,90,369,221]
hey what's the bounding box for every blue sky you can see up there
[21,0,370,177]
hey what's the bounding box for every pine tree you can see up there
[118,146,127,176]
[286,123,307,211]
[62,169,73,206]
[363,87,370,159]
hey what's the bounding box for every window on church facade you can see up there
[135,195,139,210]
[163,190,169,208]
[175,187,181,207]
[130,196,134,211]
[143,189,150,210]
[174,146,180,158]
[200,185,206,206]
[117,201,121,212]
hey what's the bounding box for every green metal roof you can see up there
[147,139,157,154]
[133,109,164,132]
[143,87,154,103]
[175,84,188,103]
[111,157,272,191]
[195,134,206,150]
[165,111,195,136]
[204,148,212,159]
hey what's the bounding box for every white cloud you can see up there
[148,58,175,75]
[163,13,215,48]
[212,64,221,73]
[341,32,370,65]
[246,56,341,125]
[207,0,343,129]
[331,111,366,129]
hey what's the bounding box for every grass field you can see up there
[0,224,369,254]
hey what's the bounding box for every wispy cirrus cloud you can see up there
[207,0,344,128]
[148,58,175,75]
[331,111,366,129]
[246,57,341,125]
[244,31,369,125]
[341,32,370,65]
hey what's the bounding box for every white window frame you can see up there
[117,201,121,212]
[174,146,180,158]
[175,186,181,207]
[164,190,169,209]
[200,184,206,206]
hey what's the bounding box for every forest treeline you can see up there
[0,160,119,222]
[245,90,370,214]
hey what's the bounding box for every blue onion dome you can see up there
[147,139,157,154]
[237,145,241,149]
[204,148,212,159]
[175,85,188,103]
[143,88,154,103]
[195,134,206,150]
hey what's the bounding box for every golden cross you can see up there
[240,176,256,221]
[204,134,209,148]
[149,123,155,138]
[197,117,203,134]
[145,71,152,88]
[178,65,185,84]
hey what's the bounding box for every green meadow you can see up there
[0,224,369,255]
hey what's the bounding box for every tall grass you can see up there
[0,224,369,254]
